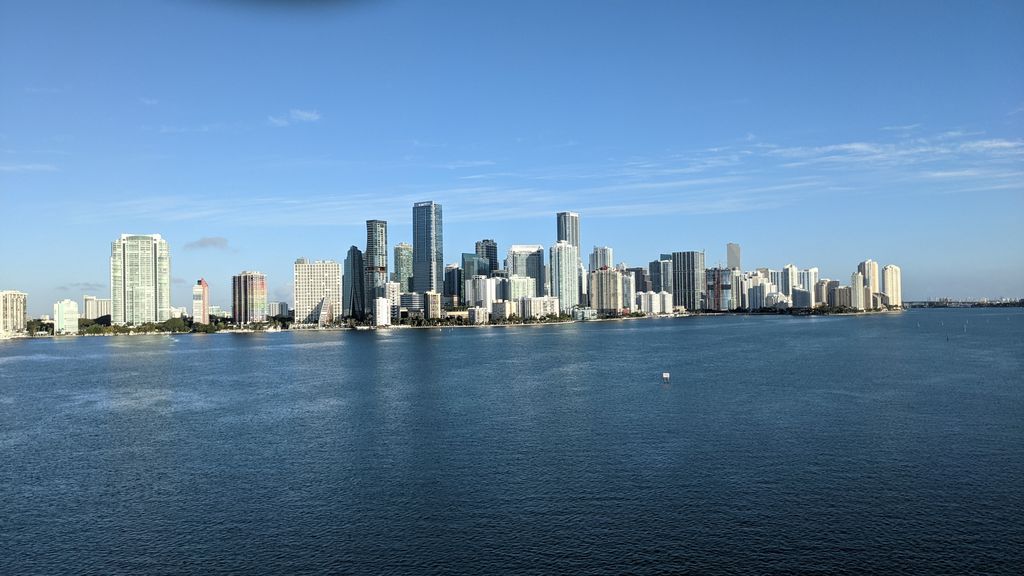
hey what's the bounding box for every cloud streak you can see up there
[0,163,58,172]
[183,236,231,251]
[268,108,322,127]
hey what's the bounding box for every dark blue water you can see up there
[2,309,1023,575]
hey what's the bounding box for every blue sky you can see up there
[2,0,1022,314]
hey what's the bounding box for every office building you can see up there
[343,246,365,319]
[192,279,209,324]
[649,259,673,295]
[82,295,112,320]
[882,264,903,308]
[294,258,342,326]
[110,233,171,325]
[550,240,580,314]
[556,211,580,248]
[392,242,413,292]
[670,251,705,312]
[625,267,651,293]
[53,299,79,334]
[475,239,498,274]
[443,263,462,306]
[232,271,267,324]
[462,252,490,300]
[507,245,545,296]
[727,242,741,270]
[508,275,536,303]
[413,201,443,294]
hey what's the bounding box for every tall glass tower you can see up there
[412,201,443,294]
[392,242,413,292]
[364,219,388,302]
[343,246,365,319]
[475,239,498,274]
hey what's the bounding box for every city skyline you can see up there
[2,2,1022,313]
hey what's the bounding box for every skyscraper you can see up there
[392,242,413,292]
[649,259,673,296]
[550,240,579,313]
[475,239,498,274]
[413,201,443,294]
[507,245,545,297]
[232,271,267,324]
[781,264,799,298]
[850,271,865,311]
[343,246,365,319]
[882,264,903,307]
[293,258,342,326]
[365,220,389,303]
[589,246,614,272]
[670,251,705,312]
[589,267,623,316]
[443,263,462,306]
[110,234,171,325]
[192,279,209,324]
[556,211,580,249]
[727,242,741,270]
[858,259,880,297]
[0,291,28,336]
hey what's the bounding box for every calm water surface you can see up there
[2,309,1023,574]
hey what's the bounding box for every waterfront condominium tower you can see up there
[192,278,209,324]
[858,259,880,297]
[392,242,413,292]
[669,251,705,312]
[0,290,28,335]
[231,271,267,325]
[413,201,444,294]
[550,240,580,313]
[507,245,545,297]
[293,258,342,326]
[364,219,389,303]
[475,239,498,274]
[589,246,614,272]
[343,246,366,319]
[110,233,171,325]
[882,264,903,308]
[727,242,741,270]
[82,295,112,320]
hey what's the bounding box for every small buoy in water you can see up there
[662,372,671,382]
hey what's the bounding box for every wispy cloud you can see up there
[184,236,231,251]
[881,123,921,131]
[139,97,159,106]
[439,160,496,169]
[268,108,322,127]
[0,163,58,172]
[56,281,105,293]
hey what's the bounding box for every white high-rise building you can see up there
[851,271,866,310]
[293,258,342,326]
[373,297,391,326]
[110,234,171,325]
[858,259,880,297]
[621,272,637,313]
[781,264,799,298]
[53,299,79,335]
[882,264,902,307]
[82,295,112,320]
[549,241,579,314]
[1,291,28,336]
